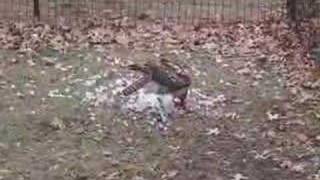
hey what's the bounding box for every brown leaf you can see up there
[115,31,129,46]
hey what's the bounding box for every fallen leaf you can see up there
[233,173,248,180]
[291,163,306,173]
[205,128,220,136]
[295,133,309,143]
[106,171,120,180]
[50,117,66,130]
[266,111,279,121]
[42,57,56,66]
[167,170,179,178]
[237,67,251,76]
[115,31,129,46]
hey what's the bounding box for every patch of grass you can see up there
[0,116,30,146]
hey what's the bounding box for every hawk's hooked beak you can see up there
[173,97,185,109]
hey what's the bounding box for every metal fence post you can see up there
[33,0,40,20]
[286,0,297,22]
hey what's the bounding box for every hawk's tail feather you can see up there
[127,64,150,73]
[122,76,151,96]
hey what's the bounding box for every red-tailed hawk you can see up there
[122,58,191,110]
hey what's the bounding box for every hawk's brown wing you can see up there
[159,58,190,74]
[123,60,191,97]
[151,67,191,92]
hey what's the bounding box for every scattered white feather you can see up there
[48,89,72,98]
[123,90,175,115]
[83,79,96,87]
